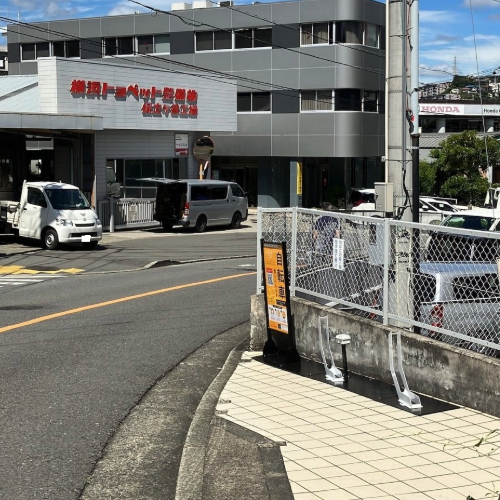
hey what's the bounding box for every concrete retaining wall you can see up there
[250,294,500,417]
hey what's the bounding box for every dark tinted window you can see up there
[27,187,43,206]
[235,29,252,49]
[335,21,363,44]
[237,93,252,112]
[66,40,80,58]
[196,31,213,51]
[37,42,50,58]
[453,275,500,301]
[138,35,154,54]
[254,28,272,48]
[22,44,35,60]
[104,38,117,56]
[335,89,362,111]
[443,215,495,231]
[414,274,437,304]
[191,185,210,200]
[53,41,65,57]
[211,186,228,200]
[253,92,271,111]
[118,37,134,55]
[214,31,232,50]
[231,185,245,197]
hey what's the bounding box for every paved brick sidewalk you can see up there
[217,352,500,500]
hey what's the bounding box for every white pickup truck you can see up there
[0,181,102,250]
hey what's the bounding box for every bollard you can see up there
[335,334,351,379]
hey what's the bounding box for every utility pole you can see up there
[386,0,419,328]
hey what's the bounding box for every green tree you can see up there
[429,130,500,206]
[419,160,437,195]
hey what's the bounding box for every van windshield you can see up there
[45,189,90,210]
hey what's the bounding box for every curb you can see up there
[82,254,257,275]
[174,340,292,500]
[174,337,248,500]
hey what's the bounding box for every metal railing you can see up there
[257,207,500,357]
[98,198,159,231]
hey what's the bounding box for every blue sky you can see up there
[1,0,500,84]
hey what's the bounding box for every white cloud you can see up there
[108,4,137,16]
[462,0,500,7]
[420,10,461,23]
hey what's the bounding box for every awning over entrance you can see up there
[0,112,103,131]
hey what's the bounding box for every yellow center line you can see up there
[0,272,256,335]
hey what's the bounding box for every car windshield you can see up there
[443,215,495,231]
[428,200,456,212]
[45,189,90,210]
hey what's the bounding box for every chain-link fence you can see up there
[257,207,500,358]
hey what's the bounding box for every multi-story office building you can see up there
[6,0,385,208]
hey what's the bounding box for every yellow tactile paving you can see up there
[0,265,83,275]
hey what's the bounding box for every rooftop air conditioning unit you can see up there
[172,2,192,10]
[193,0,211,8]
[220,1,234,6]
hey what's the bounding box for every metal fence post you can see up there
[383,218,390,325]
[256,207,262,294]
[290,207,298,296]
[109,198,115,233]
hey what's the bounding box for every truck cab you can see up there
[12,181,102,250]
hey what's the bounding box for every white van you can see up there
[11,181,102,250]
[143,179,248,232]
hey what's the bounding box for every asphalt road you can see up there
[0,219,258,274]
[0,258,256,500]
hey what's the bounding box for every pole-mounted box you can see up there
[374,182,394,213]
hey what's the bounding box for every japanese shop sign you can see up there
[69,79,198,118]
[175,134,189,156]
[262,241,290,334]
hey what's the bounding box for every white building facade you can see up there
[0,57,236,204]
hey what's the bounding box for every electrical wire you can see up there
[468,0,491,179]
[198,0,385,59]
[128,0,384,75]
[1,16,381,109]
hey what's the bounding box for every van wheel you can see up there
[195,215,207,233]
[162,220,174,231]
[43,229,59,250]
[230,212,242,229]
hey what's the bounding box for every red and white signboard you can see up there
[37,58,237,132]
[175,133,189,156]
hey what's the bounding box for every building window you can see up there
[335,21,363,44]
[104,36,134,56]
[234,27,272,49]
[21,42,50,61]
[335,89,362,111]
[301,23,330,45]
[195,30,232,51]
[52,40,80,58]
[301,90,333,111]
[363,90,378,112]
[237,92,271,112]
[365,23,379,48]
[137,34,171,54]
[0,157,12,189]
[109,158,187,198]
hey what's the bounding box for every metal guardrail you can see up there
[98,198,159,231]
[257,207,500,357]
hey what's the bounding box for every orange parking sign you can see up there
[262,242,289,333]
